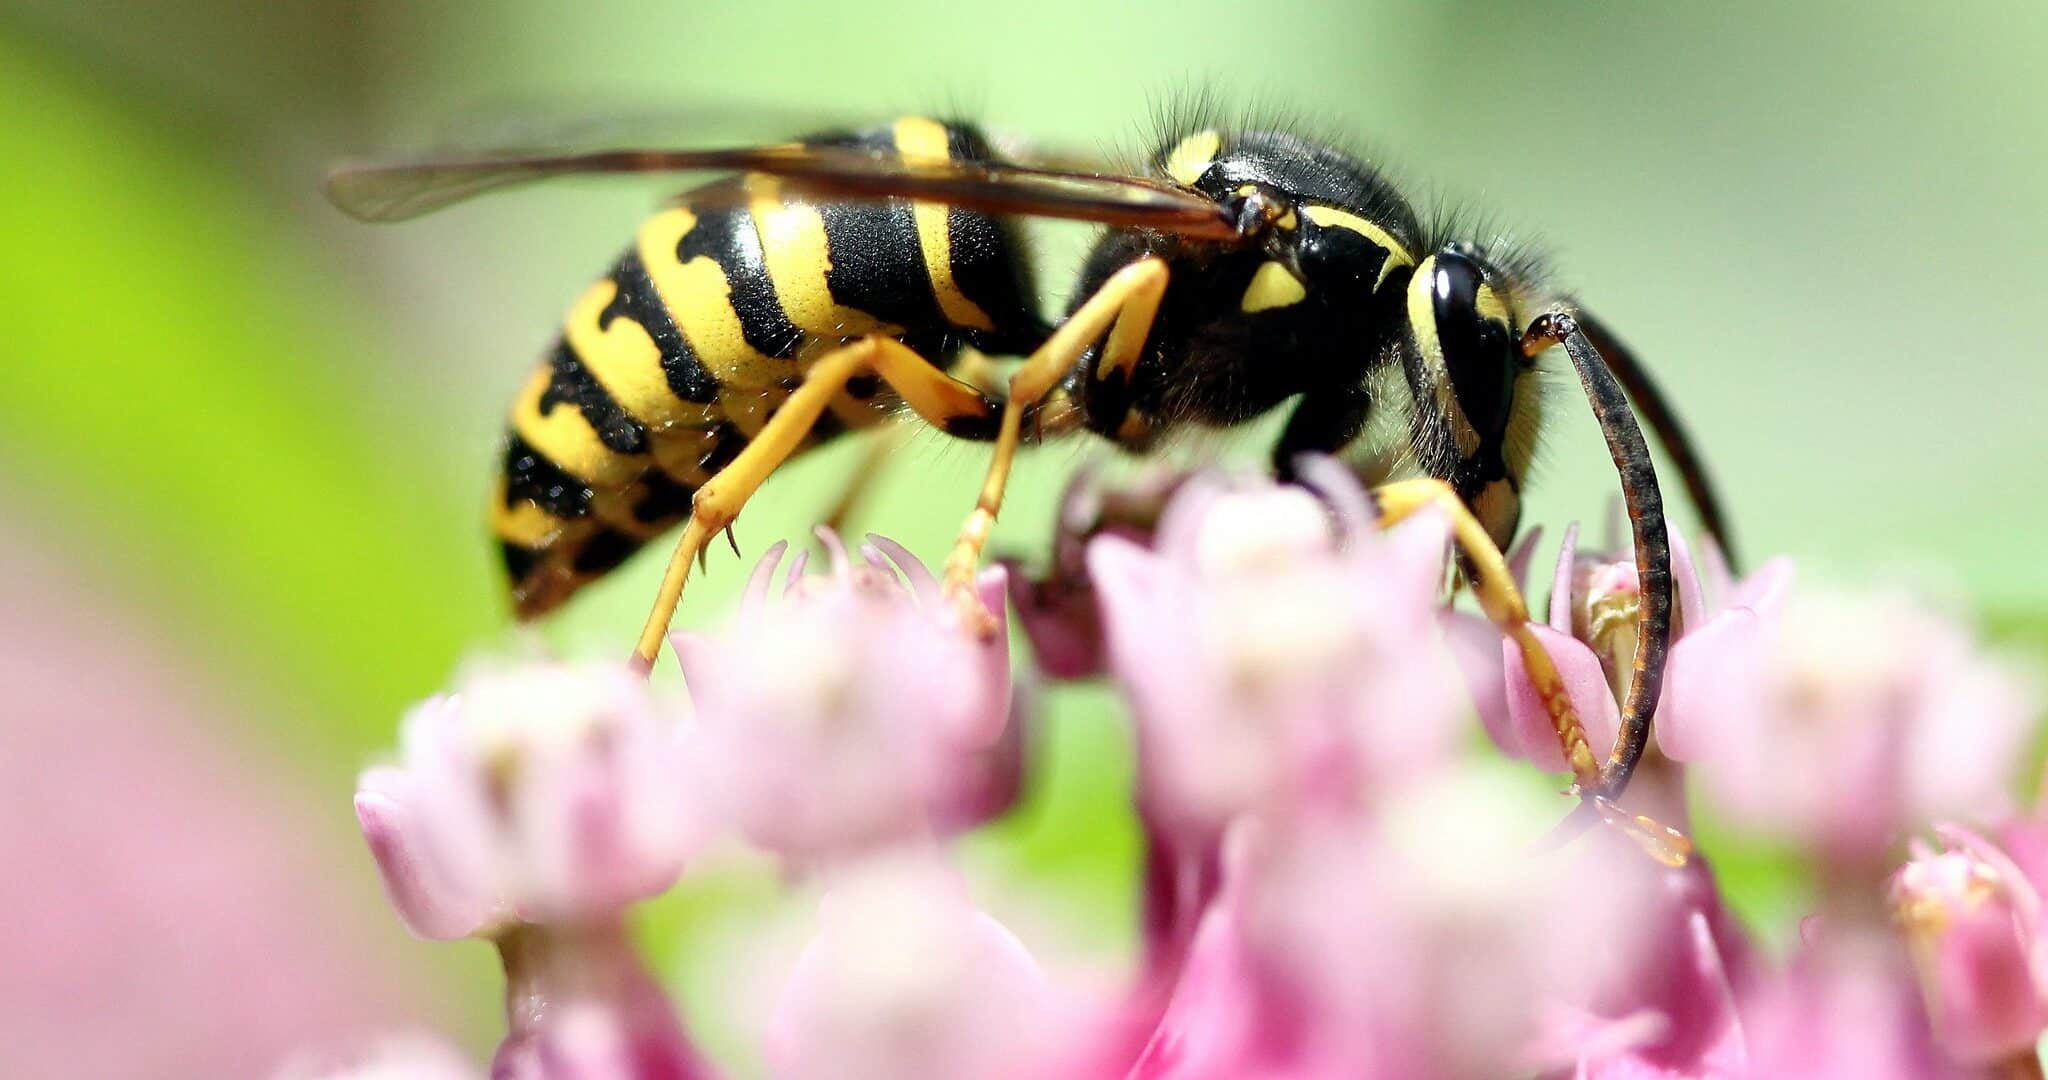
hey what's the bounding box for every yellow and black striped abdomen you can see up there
[493,116,1046,617]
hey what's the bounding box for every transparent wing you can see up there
[325,142,1234,237]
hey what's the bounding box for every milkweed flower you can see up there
[1664,583,2038,875]
[1890,825,2048,1067]
[1129,770,1649,1079]
[1744,928,1960,1079]
[349,661,710,1079]
[1482,517,1771,774]
[1545,852,1757,1077]
[492,922,712,1080]
[1080,465,1470,1016]
[767,851,1078,1080]
[354,661,700,938]
[1087,469,1466,843]
[673,532,1019,863]
[312,466,2048,1079]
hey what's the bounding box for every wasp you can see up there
[328,112,1733,804]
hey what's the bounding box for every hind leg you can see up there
[631,335,1000,669]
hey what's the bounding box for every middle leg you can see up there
[941,256,1170,602]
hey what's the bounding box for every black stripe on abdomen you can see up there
[539,341,649,455]
[675,201,804,360]
[818,199,946,330]
[503,434,593,519]
[947,207,1044,353]
[602,250,722,405]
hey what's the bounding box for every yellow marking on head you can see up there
[1473,477,1521,550]
[1239,260,1308,312]
[745,176,899,339]
[1303,204,1415,290]
[892,116,997,332]
[563,279,720,431]
[1475,281,1541,482]
[1474,282,1513,327]
[1405,255,1481,458]
[1274,208,1298,230]
[509,368,643,486]
[637,206,783,388]
[490,478,569,547]
[1164,130,1222,187]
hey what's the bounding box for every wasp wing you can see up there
[325,143,1235,238]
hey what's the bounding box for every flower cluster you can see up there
[316,467,2043,1079]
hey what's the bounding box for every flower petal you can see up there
[1501,624,1621,770]
[353,788,489,941]
[1549,521,1581,633]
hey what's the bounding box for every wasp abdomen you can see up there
[493,116,1044,617]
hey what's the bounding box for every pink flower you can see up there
[675,533,1018,862]
[1131,771,1649,1079]
[1545,855,1757,1078]
[1745,929,1964,1078]
[1484,518,1776,773]
[354,662,698,939]
[1663,583,2038,873]
[766,852,1071,1080]
[1088,470,1466,844]
[1891,825,2048,1066]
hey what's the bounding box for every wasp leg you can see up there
[1371,477,1603,791]
[1373,475,1692,865]
[631,335,1000,669]
[941,257,1169,602]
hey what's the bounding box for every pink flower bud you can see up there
[676,534,1019,862]
[1665,585,2037,873]
[1544,854,1756,1077]
[355,662,698,939]
[767,853,1068,1080]
[1483,520,1730,771]
[1087,472,1466,845]
[1891,827,2048,1065]
[1133,771,1651,1079]
[1746,929,1963,1078]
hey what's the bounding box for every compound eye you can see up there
[1420,249,1520,448]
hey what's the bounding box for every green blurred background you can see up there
[5,1,2046,1073]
